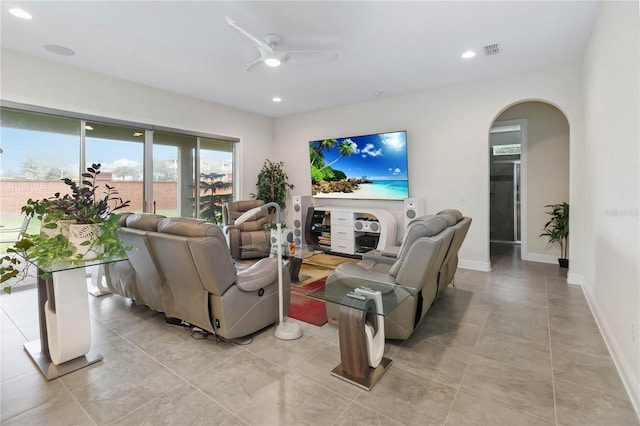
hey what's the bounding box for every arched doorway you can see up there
[489,101,570,264]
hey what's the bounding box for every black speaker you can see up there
[292,195,313,250]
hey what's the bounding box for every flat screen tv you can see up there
[309,130,409,200]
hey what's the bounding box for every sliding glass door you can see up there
[152,131,197,217]
[0,105,237,228]
[0,109,80,240]
[85,122,145,213]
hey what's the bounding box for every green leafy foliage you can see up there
[63,163,130,224]
[199,172,232,225]
[1,164,132,293]
[252,160,294,212]
[308,138,355,183]
[539,201,569,259]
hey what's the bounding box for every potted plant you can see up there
[0,163,130,293]
[539,201,569,268]
[251,160,295,217]
[63,164,130,258]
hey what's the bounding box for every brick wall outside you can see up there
[0,180,177,216]
[1,179,232,218]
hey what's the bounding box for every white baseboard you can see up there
[459,259,491,272]
[526,252,558,264]
[582,286,640,419]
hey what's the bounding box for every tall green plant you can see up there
[199,172,233,224]
[539,202,569,259]
[252,160,294,213]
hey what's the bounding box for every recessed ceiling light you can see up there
[44,44,76,56]
[372,91,383,97]
[461,50,477,59]
[265,58,281,67]
[85,125,94,131]
[9,8,32,20]
[133,132,143,137]
[272,97,282,103]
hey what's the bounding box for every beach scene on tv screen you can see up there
[309,131,409,200]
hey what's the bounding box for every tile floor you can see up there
[1,245,638,425]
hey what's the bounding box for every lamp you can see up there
[234,202,303,340]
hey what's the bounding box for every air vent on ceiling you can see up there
[484,43,500,56]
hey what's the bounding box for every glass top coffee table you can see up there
[307,276,417,390]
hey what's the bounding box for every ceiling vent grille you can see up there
[484,43,500,56]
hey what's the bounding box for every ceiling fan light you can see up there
[9,8,32,20]
[265,57,281,67]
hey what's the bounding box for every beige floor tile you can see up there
[552,346,628,397]
[246,327,327,370]
[482,304,550,347]
[1,326,27,354]
[60,334,185,424]
[554,379,639,426]
[191,351,350,425]
[107,313,244,380]
[1,371,92,425]
[1,346,37,383]
[334,402,403,426]
[426,290,492,327]
[445,390,553,426]
[461,355,555,421]
[474,329,552,377]
[393,340,471,387]
[412,316,483,353]
[292,345,362,400]
[486,283,548,308]
[114,383,234,425]
[299,321,339,344]
[355,366,457,425]
[550,325,610,358]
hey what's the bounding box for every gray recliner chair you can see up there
[106,215,289,340]
[325,215,455,340]
[223,200,271,260]
[436,209,472,295]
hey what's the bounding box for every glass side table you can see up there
[23,255,127,380]
[307,277,416,390]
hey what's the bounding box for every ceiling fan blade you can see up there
[245,58,264,72]
[225,16,273,54]
[283,51,339,65]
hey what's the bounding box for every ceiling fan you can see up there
[225,16,338,71]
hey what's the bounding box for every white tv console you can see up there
[308,206,397,256]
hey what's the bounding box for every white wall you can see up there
[274,64,584,272]
[582,0,640,412]
[0,48,274,199]
[497,102,570,262]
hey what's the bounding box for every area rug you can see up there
[288,277,328,326]
[303,253,359,269]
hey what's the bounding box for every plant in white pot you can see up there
[0,164,130,293]
[64,164,130,259]
[540,201,569,268]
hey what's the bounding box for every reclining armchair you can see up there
[223,200,271,260]
[435,209,472,295]
[106,215,290,340]
[325,215,455,340]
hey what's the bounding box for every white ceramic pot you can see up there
[40,219,76,238]
[68,223,102,260]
